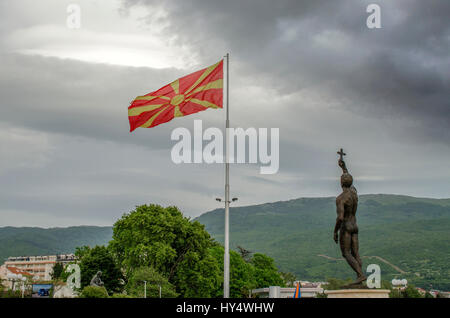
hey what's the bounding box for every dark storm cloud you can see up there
[122,0,450,144]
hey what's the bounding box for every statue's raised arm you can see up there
[337,148,348,174]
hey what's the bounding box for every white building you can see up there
[2,254,76,281]
[252,285,324,298]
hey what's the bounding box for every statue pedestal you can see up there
[325,289,390,298]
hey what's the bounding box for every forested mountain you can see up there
[0,226,112,262]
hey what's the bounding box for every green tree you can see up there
[175,247,222,297]
[60,263,74,282]
[381,280,392,290]
[126,267,178,298]
[109,204,216,297]
[280,272,297,287]
[424,292,434,298]
[389,288,403,298]
[78,245,124,295]
[51,262,64,280]
[236,246,252,263]
[316,292,328,298]
[2,289,22,298]
[389,285,423,298]
[209,245,256,298]
[0,280,5,295]
[80,286,109,298]
[75,246,91,259]
[110,293,132,298]
[402,285,422,298]
[251,253,285,288]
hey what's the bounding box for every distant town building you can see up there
[297,280,327,288]
[1,254,76,281]
[435,291,450,298]
[251,285,324,298]
[416,287,426,296]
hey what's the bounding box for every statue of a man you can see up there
[333,149,367,285]
[90,270,104,287]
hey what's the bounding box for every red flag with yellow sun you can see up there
[128,60,223,132]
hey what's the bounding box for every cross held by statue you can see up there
[337,148,346,161]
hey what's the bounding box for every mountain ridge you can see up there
[0,226,112,262]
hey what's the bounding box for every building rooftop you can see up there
[6,266,33,277]
[6,254,76,262]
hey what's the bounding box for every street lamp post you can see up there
[21,278,26,298]
[143,280,147,298]
[7,273,26,298]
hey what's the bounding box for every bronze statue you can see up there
[334,149,367,285]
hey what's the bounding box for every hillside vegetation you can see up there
[0,226,112,262]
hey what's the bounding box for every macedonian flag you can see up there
[128,60,223,132]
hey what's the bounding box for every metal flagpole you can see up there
[224,52,230,298]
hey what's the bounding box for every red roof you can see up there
[7,266,33,277]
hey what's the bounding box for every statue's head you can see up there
[97,271,102,276]
[341,173,353,188]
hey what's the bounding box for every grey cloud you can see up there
[122,0,450,144]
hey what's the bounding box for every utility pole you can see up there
[143,280,147,298]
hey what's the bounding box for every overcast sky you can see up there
[0,0,449,227]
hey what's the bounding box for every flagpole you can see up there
[224,52,230,298]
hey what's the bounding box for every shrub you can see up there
[110,293,133,298]
[126,267,178,298]
[1,289,22,298]
[80,286,108,298]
